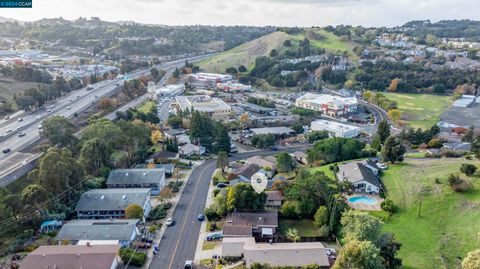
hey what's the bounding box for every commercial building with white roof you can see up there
[295,93,358,116]
[175,95,231,120]
[147,83,185,101]
[188,72,233,87]
[311,119,361,138]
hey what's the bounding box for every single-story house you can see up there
[135,163,174,177]
[106,168,166,195]
[265,191,284,208]
[76,188,151,220]
[337,160,381,194]
[225,211,278,238]
[221,238,331,268]
[56,219,140,247]
[176,134,191,145]
[179,143,206,157]
[164,128,186,139]
[232,163,262,182]
[245,156,276,178]
[19,245,120,269]
[146,150,179,163]
[442,142,471,152]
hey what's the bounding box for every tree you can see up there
[151,130,164,144]
[388,78,400,92]
[238,65,247,73]
[4,194,23,220]
[462,249,480,269]
[378,233,402,269]
[462,126,475,142]
[232,183,267,210]
[42,116,77,147]
[21,184,47,206]
[340,210,382,243]
[276,152,296,173]
[460,163,477,176]
[291,124,304,134]
[380,199,395,215]
[381,136,406,163]
[226,187,235,212]
[269,49,278,57]
[333,240,385,269]
[307,131,329,143]
[313,206,328,227]
[387,109,401,124]
[280,200,300,218]
[371,135,382,152]
[119,248,146,267]
[473,137,480,159]
[80,138,110,176]
[285,228,300,242]
[125,204,144,219]
[225,67,238,74]
[216,151,229,173]
[150,67,159,79]
[283,40,292,47]
[307,137,366,164]
[377,120,390,144]
[213,122,231,153]
[433,84,446,94]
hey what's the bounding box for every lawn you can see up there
[202,240,219,251]
[310,164,336,180]
[137,101,156,114]
[381,158,480,269]
[404,152,426,158]
[293,29,353,52]
[384,93,452,130]
[279,219,325,237]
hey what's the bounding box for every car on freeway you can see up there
[165,217,175,226]
[2,148,11,154]
[18,132,26,137]
[46,109,51,112]
[86,86,94,90]
[5,129,12,134]
[76,95,80,98]
[197,214,205,221]
[4,116,9,120]
[66,107,71,110]
[206,232,223,241]
[17,118,23,122]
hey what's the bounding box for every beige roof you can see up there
[19,245,119,269]
[266,191,284,202]
[246,156,276,170]
[244,242,330,267]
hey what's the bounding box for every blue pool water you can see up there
[348,196,378,205]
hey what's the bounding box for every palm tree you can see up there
[285,228,300,243]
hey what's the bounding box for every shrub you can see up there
[381,199,395,215]
[119,248,146,267]
[147,205,167,221]
[213,189,221,197]
[205,205,221,221]
[460,163,477,176]
[209,222,218,232]
[280,201,300,218]
[448,174,472,192]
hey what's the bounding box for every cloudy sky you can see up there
[2,0,477,27]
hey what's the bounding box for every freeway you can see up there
[0,53,214,182]
[149,145,310,269]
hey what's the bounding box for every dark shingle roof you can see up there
[234,163,261,179]
[358,164,381,188]
[106,168,165,185]
[56,219,139,241]
[227,211,278,228]
[266,191,284,202]
[223,224,253,236]
[75,188,150,211]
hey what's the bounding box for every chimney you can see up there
[86,242,91,247]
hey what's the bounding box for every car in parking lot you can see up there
[165,217,175,226]
[46,109,51,112]
[197,214,205,221]
[206,232,223,241]
[2,148,11,154]
[18,132,26,137]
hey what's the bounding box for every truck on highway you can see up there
[86,86,94,91]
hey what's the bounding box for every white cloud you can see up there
[1,0,478,27]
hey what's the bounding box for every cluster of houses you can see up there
[18,167,169,269]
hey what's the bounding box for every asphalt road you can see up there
[149,145,310,269]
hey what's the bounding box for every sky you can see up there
[1,0,478,27]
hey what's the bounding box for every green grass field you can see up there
[310,164,336,179]
[137,101,156,114]
[0,77,42,111]
[381,159,480,269]
[279,219,325,237]
[384,93,452,130]
[293,29,353,52]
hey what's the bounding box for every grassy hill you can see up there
[197,29,355,73]
[0,77,41,111]
[382,158,480,269]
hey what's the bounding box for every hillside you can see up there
[197,31,291,73]
[197,29,355,73]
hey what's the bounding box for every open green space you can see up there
[381,158,480,269]
[384,93,451,130]
[279,218,325,237]
[310,164,336,180]
[292,29,353,52]
[137,101,156,114]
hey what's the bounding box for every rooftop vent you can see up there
[122,195,127,199]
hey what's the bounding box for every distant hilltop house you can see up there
[175,95,232,120]
[75,188,151,219]
[56,219,140,247]
[19,245,120,269]
[147,83,185,101]
[106,168,166,195]
[336,160,382,194]
[295,93,358,117]
[311,119,361,138]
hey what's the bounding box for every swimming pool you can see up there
[348,195,378,205]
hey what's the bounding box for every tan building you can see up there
[175,95,231,120]
[295,93,357,116]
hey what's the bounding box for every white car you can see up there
[377,163,388,170]
[165,218,175,226]
[66,106,71,110]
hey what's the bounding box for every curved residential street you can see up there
[149,146,310,269]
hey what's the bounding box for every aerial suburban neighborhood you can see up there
[0,1,480,269]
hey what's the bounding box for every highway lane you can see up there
[149,145,310,269]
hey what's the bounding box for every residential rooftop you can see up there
[56,219,139,242]
[106,168,165,185]
[75,188,150,211]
